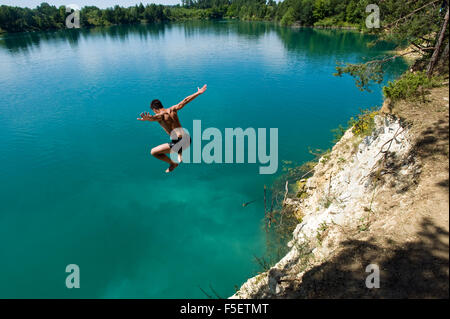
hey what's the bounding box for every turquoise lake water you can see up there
[0,21,407,298]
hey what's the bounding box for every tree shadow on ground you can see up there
[284,218,449,298]
[375,114,449,195]
[437,179,449,188]
[413,117,449,159]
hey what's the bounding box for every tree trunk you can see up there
[435,41,449,72]
[442,42,450,60]
[427,7,449,76]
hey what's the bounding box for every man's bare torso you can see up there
[156,107,184,138]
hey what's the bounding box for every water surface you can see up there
[0,21,406,298]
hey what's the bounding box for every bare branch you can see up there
[384,0,441,29]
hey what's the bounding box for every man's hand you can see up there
[137,112,152,121]
[197,84,207,94]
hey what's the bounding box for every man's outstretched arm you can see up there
[137,112,163,122]
[171,84,207,111]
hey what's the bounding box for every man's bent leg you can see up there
[176,136,192,163]
[150,143,179,173]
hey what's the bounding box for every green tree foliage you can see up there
[0,3,65,32]
[383,71,444,101]
[0,2,171,32]
[335,0,449,90]
[334,60,384,92]
[0,0,380,33]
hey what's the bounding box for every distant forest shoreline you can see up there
[0,0,372,34]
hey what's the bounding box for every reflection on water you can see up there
[0,21,405,82]
[0,21,397,60]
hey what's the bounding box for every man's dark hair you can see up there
[151,99,163,110]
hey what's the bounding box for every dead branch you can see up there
[365,50,417,66]
[198,286,213,299]
[300,168,315,179]
[384,0,441,29]
[264,185,267,216]
[367,126,405,177]
[282,181,289,205]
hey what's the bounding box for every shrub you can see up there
[348,108,378,137]
[382,71,443,101]
[332,107,378,143]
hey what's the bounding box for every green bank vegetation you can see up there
[332,107,379,143]
[0,0,425,33]
[383,71,445,102]
[335,0,449,84]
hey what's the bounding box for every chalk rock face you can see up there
[268,268,283,294]
[231,115,414,299]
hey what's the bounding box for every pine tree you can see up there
[335,0,449,91]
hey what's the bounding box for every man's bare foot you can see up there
[178,152,183,163]
[165,163,179,173]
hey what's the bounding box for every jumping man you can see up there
[137,84,207,173]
